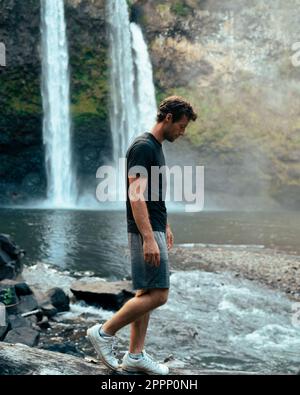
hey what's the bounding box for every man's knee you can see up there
[135,289,149,297]
[150,288,169,307]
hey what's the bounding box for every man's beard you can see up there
[164,130,176,142]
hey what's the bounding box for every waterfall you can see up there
[106,0,157,164]
[130,22,157,136]
[41,0,77,208]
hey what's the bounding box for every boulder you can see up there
[16,295,39,315]
[40,303,58,318]
[3,327,40,347]
[0,343,259,375]
[15,282,33,297]
[45,287,70,312]
[70,280,134,311]
[8,314,31,329]
[0,234,25,281]
[0,343,110,375]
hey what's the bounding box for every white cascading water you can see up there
[106,0,157,164]
[41,0,77,208]
[130,22,157,136]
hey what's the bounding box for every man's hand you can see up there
[143,236,160,267]
[166,224,174,251]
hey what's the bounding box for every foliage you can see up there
[0,288,15,306]
[170,1,192,17]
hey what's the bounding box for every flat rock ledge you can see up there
[70,280,134,311]
[0,343,259,375]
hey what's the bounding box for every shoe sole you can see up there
[87,327,119,372]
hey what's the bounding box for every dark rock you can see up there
[0,0,45,205]
[8,314,31,329]
[4,327,40,347]
[45,288,70,312]
[34,309,44,322]
[70,280,135,311]
[42,343,84,358]
[36,316,50,330]
[0,260,14,282]
[73,115,113,195]
[21,172,45,197]
[15,282,33,297]
[17,295,38,315]
[40,303,58,318]
[0,235,25,281]
[0,234,25,260]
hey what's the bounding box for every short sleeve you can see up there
[127,143,153,178]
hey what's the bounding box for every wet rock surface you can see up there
[0,343,258,375]
[0,234,25,281]
[70,280,134,311]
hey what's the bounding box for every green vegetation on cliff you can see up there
[70,46,109,120]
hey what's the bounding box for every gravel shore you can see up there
[169,244,300,301]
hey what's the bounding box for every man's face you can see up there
[163,114,190,142]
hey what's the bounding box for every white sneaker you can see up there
[121,350,169,375]
[87,324,120,371]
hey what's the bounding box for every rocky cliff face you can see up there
[65,0,112,195]
[0,0,44,203]
[131,0,300,209]
[1,0,300,209]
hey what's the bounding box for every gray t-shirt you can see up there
[126,132,167,234]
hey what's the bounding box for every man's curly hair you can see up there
[156,96,198,123]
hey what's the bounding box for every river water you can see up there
[1,208,300,374]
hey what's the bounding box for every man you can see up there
[87,96,197,375]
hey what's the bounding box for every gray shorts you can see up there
[128,231,170,292]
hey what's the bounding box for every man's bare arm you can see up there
[166,223,174,250]
[128,176,160,267]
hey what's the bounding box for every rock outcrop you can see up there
[0,234,25,281]
[0,343,259,375]
[0,342,108,375]
[70,280,134,311]
[0,0,45,204]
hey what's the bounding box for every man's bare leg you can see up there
[129,290,151,354]
[129,311,151,354]
[101,288,168,336]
